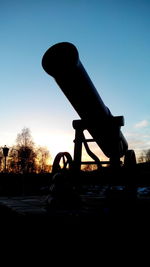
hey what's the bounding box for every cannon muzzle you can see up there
[42,42,128,159]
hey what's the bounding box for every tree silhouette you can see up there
[144,149,150,162]
[138,149,150,163]
[36,146,52,173]
[2,127,52,173]
[16,127,34,148]
[16,128,36,173]
[8,148,19,173]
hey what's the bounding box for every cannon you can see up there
[42,42,136,172]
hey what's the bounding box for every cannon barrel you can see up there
[42,42,128,159]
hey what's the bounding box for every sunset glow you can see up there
[33,131,74,164]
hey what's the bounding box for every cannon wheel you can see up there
[52,152,73,174]
[124,149,136,167]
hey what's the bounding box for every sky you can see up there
[0,0,150,162]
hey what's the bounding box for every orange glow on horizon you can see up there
[33,129,110,166]
[33,131,74,164]
[32,130,109,168]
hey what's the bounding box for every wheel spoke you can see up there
[62,155,65,168]
[64,159,69,168]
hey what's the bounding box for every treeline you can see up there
[0,128,52,174]
[138,149,150,163]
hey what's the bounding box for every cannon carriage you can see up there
[42,42,136,173]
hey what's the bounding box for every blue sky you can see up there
[0,0,150,160]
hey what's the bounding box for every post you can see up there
[73,120,84,171]
[2,145,9,172]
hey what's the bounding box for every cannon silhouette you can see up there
[42,42,136,172]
